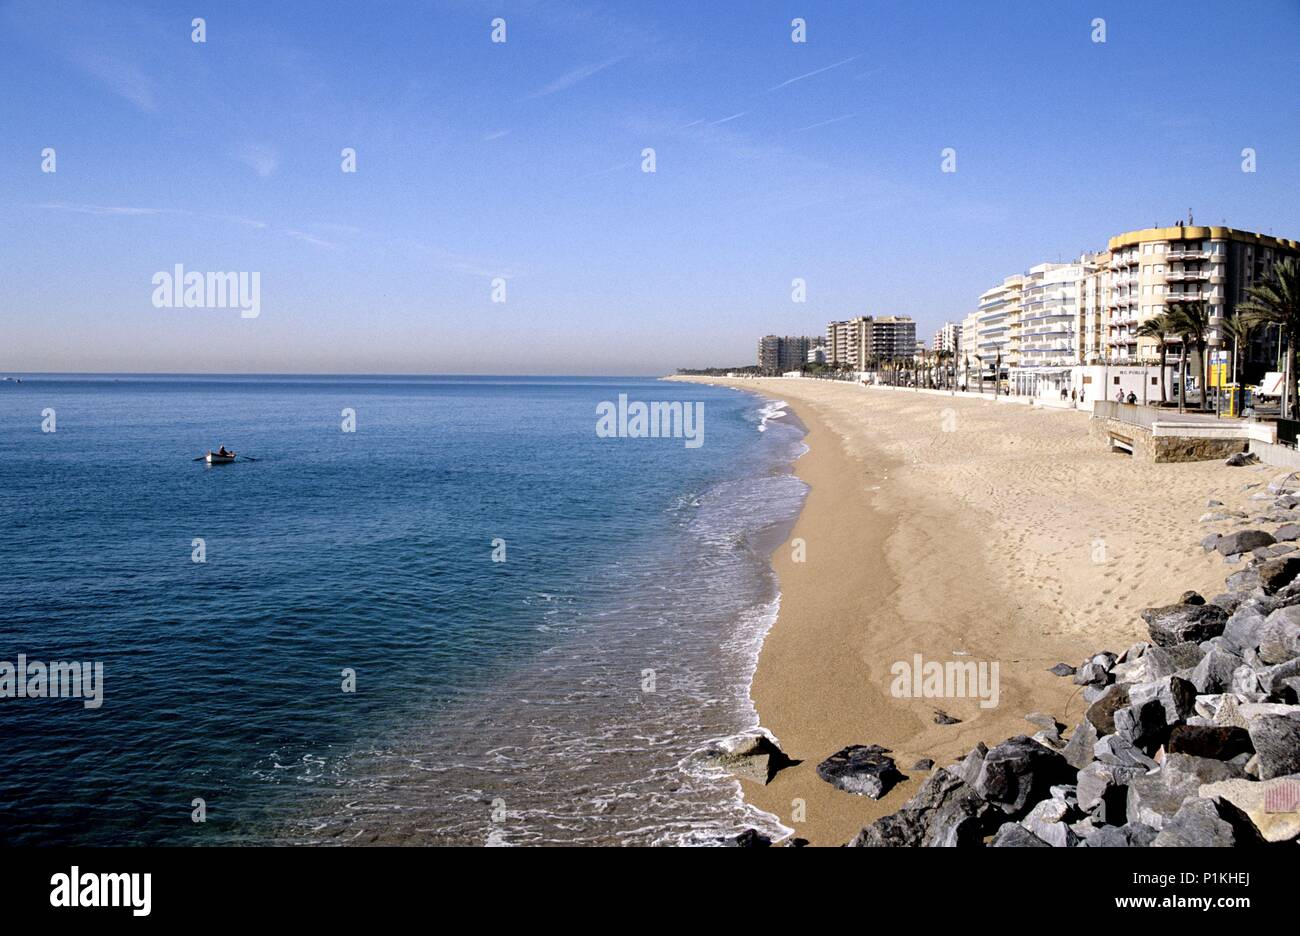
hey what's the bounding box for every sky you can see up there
[2,0,1299,375]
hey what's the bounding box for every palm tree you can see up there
[1168,300,1212,411]
[1135,312,1173,405]
[1220,311,1251,390]
[1239,257,1300,420]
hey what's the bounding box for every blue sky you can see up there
[3,0,1299,375]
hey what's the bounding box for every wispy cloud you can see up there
[769,54,863,92]
[525,57,624,99]
[284,230,339,249]
[70,49,158,112]
[795,113,857,132]
[483,129,511,141]
[39,202,165,217]
[709,111,747,126]
[234,143,280,178]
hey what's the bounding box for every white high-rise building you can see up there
[932,322,961,355]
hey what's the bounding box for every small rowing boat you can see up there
[204,451,237,464]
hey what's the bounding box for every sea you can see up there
[0,375,808,846]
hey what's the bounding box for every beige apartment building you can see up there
[826,315,917,368]
[1106,223,1300,373]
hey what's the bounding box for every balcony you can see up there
[1167,249,1208,262]
[1164,291,1205,304]
[1165,269,1209,283]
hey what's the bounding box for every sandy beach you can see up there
[670,376,1260,846]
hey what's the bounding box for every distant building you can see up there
[757,334,815,373]
[826,315,917,368]
[933,322,962,356]
[807,337,827,365]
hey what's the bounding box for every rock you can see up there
[972,736,1075,818]
[1190,646,1244,694]
[1025,712,1062,732]
[1275,523,1300,542]
[1151,797,1263,847]
[1258,609,1300,663]
[1180,591,1206,605]
[780,837,809,847]
[1246,713,1300,779]
[933,709,961,725]
[1126,753,1246,830]
[1114,697,1169,750]
[1225,452,1256,467]
[911,758,934,771]
[1257,556,1300,594]
[1200,512,1243,522]
[1216,529,1277,556]
[1198,775,1300,843]
[1117,642,1148,664]
[1085,823,1159,847]
[848,767,996,847]
[1145,643,1206,677]
[719,828,771,847]
[1095,733,1159,769]
[1076,761,1144,820]
[816,744,903,799]
[1073,661,1111,687]
[952,742,987,787]
[704,730,792,784]
[989,823,1051,847]
[1085,684,1130,734]
[1019,797,1080,847]
[1165,725,1254,760]
[1129,676,1198,725]
[1061,720,1099,770]
[1257,658,1300,696]
[1049,662,1076,677]
[1211,593,1244,614]
[1142,603,1229,647]
[1223,605,1269,654]
[1201,533,1223,552]
[1206,499,1225,507]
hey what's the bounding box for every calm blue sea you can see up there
[0,375,806,846]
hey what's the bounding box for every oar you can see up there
[192,454,208,461]
[236,455,259,462]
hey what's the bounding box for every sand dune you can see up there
[672,377,1261,846]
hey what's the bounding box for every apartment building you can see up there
[932,322,962,356]
[970,274,1024,383]
[1076,250,1110,365]
[1106,223,1300,376]
[825,317,869,368]
[868,316,918,360]
[757,334,814,373]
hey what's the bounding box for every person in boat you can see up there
[216,445,231,457]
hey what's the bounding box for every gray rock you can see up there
[1201,533,1223,552]
[911,758,935,771]
[1129,676,1198,725]
[848,767,996,847]
[1126,753,1245,830]
[1142,642,1204,678]
[1062,720,1099,770]
[933,709,961,725]
[1246,713,1300,779]
[1085,823,1159,847]
[952,742,987,787]
[1180,591,1206,605]
[1190,646,1244,693]
[1210,593,1245,614]
[1258,609,1300,663]
[816,744,903,799]
[1025,712,1062,732]
[1151,797,1263,847]
[1019,797,1080,847]
[1257,658,1300,696]
[1117,642,1148,664]
[1223,605,1269,654]
[1276,523,1300,542]
[1216,529,1277,556]
[989,822,1051,847]
[1073,661,1111,687]
[1142,603,1229,647]
[972,735,1075,818]
[1076,761,1144,818]
[1206,499,1225,508]
[1095,733,1159,769]
[1115,698,1169,750]
[1267,472,1300,495]
[1048,662,1076,677]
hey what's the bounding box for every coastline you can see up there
[672,376,1237,846]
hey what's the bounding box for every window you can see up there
[1114,376,1121,384]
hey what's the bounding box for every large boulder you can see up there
[848,767,997,847]
[1151,797,1264,847]
[1126,753,1245,830]
[1222,604,1269,653]
[972,736,1075,818]
[1019,797,1080,847]
[1076,761,1144,821]
[1114,698,1169,750]
[1062,720,1099,770]
[1165,725,1254,760]
[816,744,903,799]
[1198,775,1300,843]
[1094,733,1158,769]
[1215,529,1277,557]
[1190,646,1244,694]
[1258,609,1300,664]
[1257,556,1300,594]
[1128,676,1198,725]
[1246,713,1300,779]
[1141,603,1229,648]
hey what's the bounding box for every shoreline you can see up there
[673,376,1236,846]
